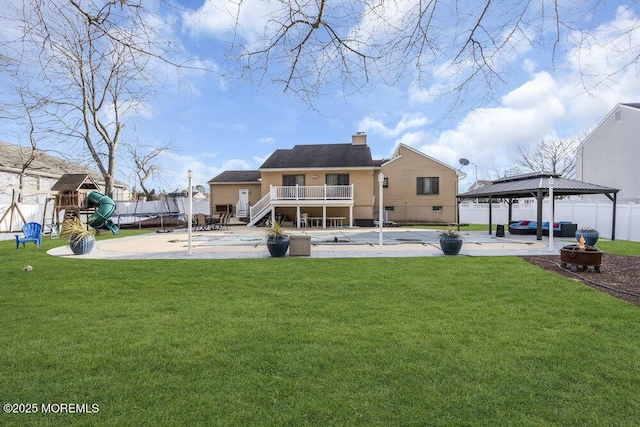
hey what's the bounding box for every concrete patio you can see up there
[45,226,574,260]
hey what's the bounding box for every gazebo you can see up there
[456,172,620,240]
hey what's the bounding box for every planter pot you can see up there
[267,236,290,257]
[69,234,95,255]
[575,229,599,246]
[439,235,463,255]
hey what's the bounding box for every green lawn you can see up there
[2,233,640,426]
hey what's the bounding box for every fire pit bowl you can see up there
[560,244,603,273]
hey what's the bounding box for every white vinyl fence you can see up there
[3,198,640,242]
[0,198,210,234]
[458,199,640,242]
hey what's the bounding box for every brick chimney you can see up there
[352,132,367,145]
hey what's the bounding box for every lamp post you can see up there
[548,176,554,252]
[467,162,479,188]
[378,173,384,254]
[188,169,193,256]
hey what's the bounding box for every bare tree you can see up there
[227,1,640,105]
[0,77,54,202]
[511,136,582,178]
[124,142,177,200]
[2,0,186,197]
[195,185,208,196]
[14,91,42,202]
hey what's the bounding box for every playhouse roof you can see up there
[51,174,101,192]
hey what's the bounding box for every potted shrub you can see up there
[61,217,95,255]
[265,220,290,257]
[438,224,463,255]
[575,227,599,246]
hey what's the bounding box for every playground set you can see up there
[50,174,120,236]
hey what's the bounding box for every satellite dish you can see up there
[459,158,470,166]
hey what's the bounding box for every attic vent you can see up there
[615,110,622,121]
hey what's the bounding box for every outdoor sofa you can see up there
[508,220,538,235]
[509,220,578,237]
[542,221,578,237]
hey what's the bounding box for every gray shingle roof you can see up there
[458,172,619,199]
[208,170,261,184]
[0,141,126,188]
[260,144,374,169]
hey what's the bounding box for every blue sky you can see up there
[3,1,640,193]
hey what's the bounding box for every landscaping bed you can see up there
[522,253,640,306]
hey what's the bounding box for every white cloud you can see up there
[158,153,223,190]
[408,82,453,104]
[358,113,430,138]
[415,71,566,174]
[394,131,431,149]
[404,6,640,184]
[181,0,276,42]
[222,158,253,170]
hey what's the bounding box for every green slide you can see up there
[87,191,120,235]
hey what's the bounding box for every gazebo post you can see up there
[488,196,493,235]
[536,189,543,241]
[612,192,617,241]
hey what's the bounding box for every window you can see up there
[432,206,442,212]
[383,177,388,188]
[417,177,439,195]
[282,174,305,186]
[326,174,349,185]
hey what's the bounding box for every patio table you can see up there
[308,217,345,227]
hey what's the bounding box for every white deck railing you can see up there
[271,184,353,200]
[249,193,272,221]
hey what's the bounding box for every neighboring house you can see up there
[0,140,128,204]
[208,133,461,227]
[576,103,640,202]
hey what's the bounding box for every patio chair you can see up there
[300,213,309,228]
[209,214,222,230]
[196,214,208,231]
[15,222,42,249]
[220,212,231,230]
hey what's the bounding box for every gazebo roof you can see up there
[456,172,620,240]
[457,172,619,200]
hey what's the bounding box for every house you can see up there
[0,140,128,204]
[208,133,461,227]
[576,103,640,202]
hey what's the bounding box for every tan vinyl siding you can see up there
[209,183,261,214]
[381,145,458,223]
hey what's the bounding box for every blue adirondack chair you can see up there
[15,222,42,249]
